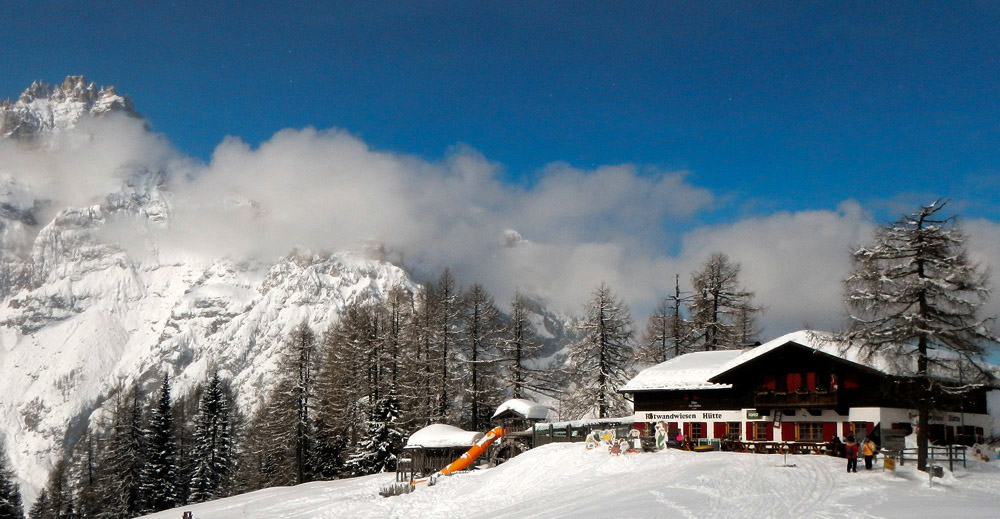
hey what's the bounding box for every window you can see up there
[846,422,868,440]
[727,422,741,439]
[690,422,704,440]
[797,422,824,442]
[752,422,769,441]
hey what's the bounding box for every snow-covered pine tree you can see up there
[689,253,760,350]
[459,283,503,431]
[308,427,347,481]
[400,285,438,426]
[383,286,413,394]
[244,321,319,488]
[30,456,73,519]
[236,398,291,491]
[431,268,462,424]
[498,292,538,399]
[637,275,695,364]
[564,283,636,419]
[344,390,406,476]
[94,385,145,518]
[311,314,361,480]
[286,322,318,484]
[72,431,101,518]
[170,389,199,506]
[140,374,179,513]
[25,492,45,519]
[842,200,999,471]
[0,436,24,519]
[636,298,673,366]
[188,372,236,503]
[316,305,374,447]
[495,292,560,400]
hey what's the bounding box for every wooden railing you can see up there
[754,389,838,408]
[887,445,966,470]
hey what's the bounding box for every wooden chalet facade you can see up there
[623,331,995,449]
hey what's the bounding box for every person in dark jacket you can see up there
[829,435,843,457]
[845,436,858,473]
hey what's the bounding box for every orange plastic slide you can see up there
[438,426,506,475]
[413,426,506,484]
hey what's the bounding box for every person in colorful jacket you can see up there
[862,438,877,470]
[844,436,859,473]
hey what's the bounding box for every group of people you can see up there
[843,436,878,472]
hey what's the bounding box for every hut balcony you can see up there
[754,389,838,408]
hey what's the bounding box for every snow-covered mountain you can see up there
[0,75,138,139]
[0,77,575,504]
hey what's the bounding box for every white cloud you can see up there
[671,201,876,336]
[0,115,175,224]
[964,218,1000,333]
[6,120,1000,342]
[161,128,717,315]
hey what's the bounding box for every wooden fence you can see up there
[886,445,966,471]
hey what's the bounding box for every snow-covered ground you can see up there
[142,443,1000,519]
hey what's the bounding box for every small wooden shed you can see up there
[396,424,484,482]
[491,398,551,462]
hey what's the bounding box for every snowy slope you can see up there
[140,443,1000,519]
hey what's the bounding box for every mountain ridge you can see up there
[1,75,138,138]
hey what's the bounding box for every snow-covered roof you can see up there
[621,350,744,392]
[492,398,551,421]
[710,330,858,379]
[404,424,484,449]
[709,330,999,384]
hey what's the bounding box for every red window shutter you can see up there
[786,373,798,391]
[763,373,776,390]
[842,423,852,437]
[746,422,754,439]
[714,422,727,439]
[823,422,837,441]
[865,422,874,435]
[765,422,773,441]
[806,372,816,391]
[782,422,796,441]
[683,422,691,438]
[668,422,678,431]
[843,374,859,389]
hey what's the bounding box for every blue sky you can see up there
[4,2,998,221]
[3,2,1000,338]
